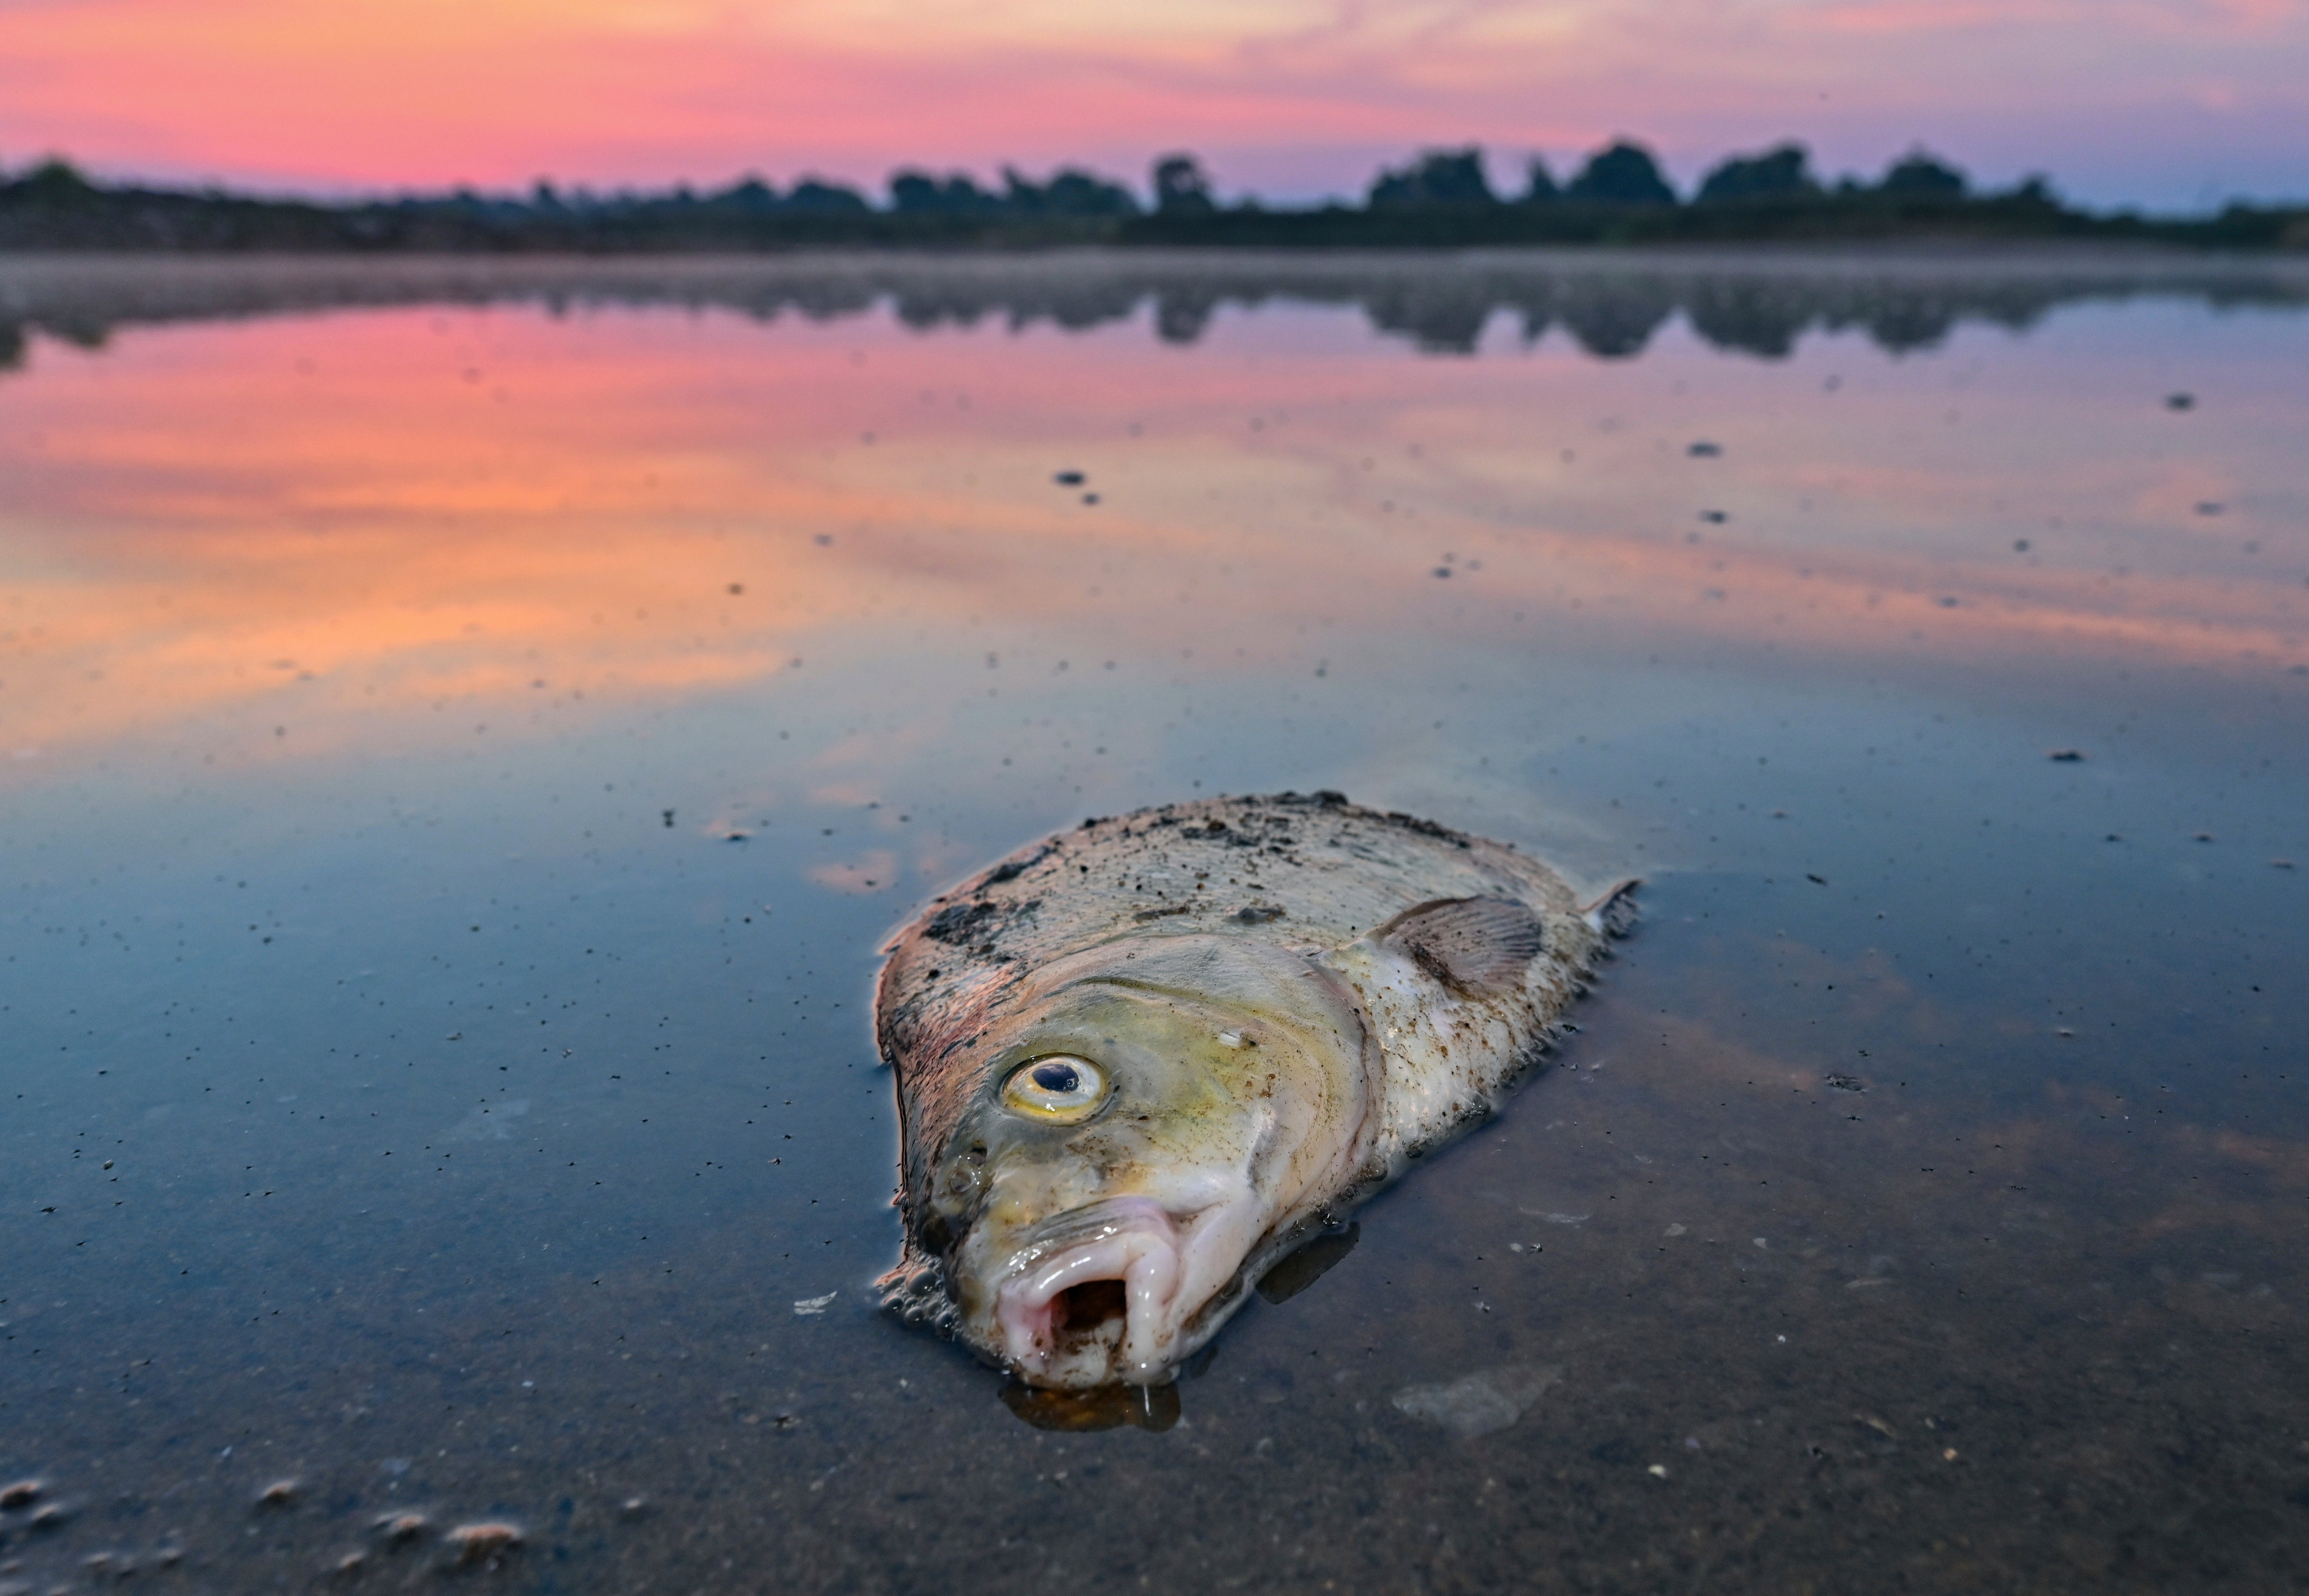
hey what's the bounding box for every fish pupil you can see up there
[1031,1061,1081,1094]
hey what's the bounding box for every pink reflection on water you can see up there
[0,289,2301,772]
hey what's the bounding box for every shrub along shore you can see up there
[3,141,2302,253]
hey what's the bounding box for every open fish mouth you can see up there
[994,1197,1186,1388]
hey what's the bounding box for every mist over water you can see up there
[1,252,2304,1592]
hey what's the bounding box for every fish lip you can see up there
[994,1197,1185,1388]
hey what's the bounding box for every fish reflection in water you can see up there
[875,791,1636,1393]
[1000,1381,1183,1433]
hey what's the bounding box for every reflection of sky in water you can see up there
[0,260,2303,1588]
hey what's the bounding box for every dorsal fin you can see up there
[1580,878,1641,939]
[1371,896,1546,998]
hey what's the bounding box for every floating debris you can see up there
[2046,748,2085,762]
[2165,392,2195,411]
[1687,440,1723,457]
[1391,1364,1563,1440]
[792,1292,837,1317]
[1053,470,1086,486]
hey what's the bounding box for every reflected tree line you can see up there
[2,255,2305,373]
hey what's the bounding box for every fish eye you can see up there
[1001,1055,1107,1121]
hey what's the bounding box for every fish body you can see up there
[874,791,1632,1390]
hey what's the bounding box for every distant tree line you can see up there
[1,140,2302,252]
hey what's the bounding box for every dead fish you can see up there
[874,790,1635,1390]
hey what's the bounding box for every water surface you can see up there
[2,251,2305,1592]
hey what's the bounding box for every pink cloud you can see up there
[0,0,2301,205]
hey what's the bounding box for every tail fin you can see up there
[1580,878,1642,940]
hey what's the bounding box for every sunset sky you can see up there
[2,0,2305,211]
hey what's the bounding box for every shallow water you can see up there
[1,251,2305,1592]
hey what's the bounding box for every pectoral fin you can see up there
[1371,896,1547,998]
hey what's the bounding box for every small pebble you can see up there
[445,1523,522,1566]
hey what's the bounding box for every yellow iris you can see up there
[1001,1055,1107,1122]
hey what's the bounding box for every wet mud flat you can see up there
[7,865,2303,1595]
[1,253,2305,1591]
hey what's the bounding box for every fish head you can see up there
[919,934,1378,1389]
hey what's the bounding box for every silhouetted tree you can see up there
[1880,149,1967,196]
[1001,166,1140,217]
[1566,141,1677,205]
[888,171,998,213]
[1523,157,1561,205]
[714,176,779,211]
[1696,143,1814,202]
[1367,148,1496,209]
[19,157,95,200]
[784,178,871,214]
[1152,154,1215,215]
[2006,174,2058,207]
